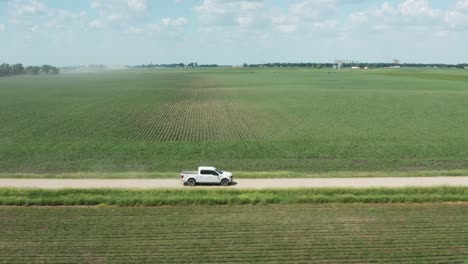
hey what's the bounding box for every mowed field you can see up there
[0,203,466,263]
[1,68,468,174]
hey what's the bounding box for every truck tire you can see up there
[187,178,196,187]
[220,178,230,186]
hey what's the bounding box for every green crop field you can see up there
[1,68,468,175]
[0,203,466,263]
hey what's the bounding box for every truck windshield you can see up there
[215,169,223,174]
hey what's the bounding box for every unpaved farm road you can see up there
[0,177,468,189]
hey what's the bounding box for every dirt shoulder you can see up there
[0,177,467,189]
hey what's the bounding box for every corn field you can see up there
[0,68,468,173]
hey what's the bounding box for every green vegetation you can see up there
[0,63,59,77]
[1,203,467,263]
[1,187,467,206]
[1,68,468,174]
[2,169,468,179]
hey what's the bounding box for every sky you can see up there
[0,0,467,66]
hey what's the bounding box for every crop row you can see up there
[0,204,467,263]
[2,69,468,173]
[116,88,310,142]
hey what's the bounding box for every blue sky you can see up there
[1,0,467,66]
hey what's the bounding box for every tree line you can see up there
[132,63,219,68]
[132,62,468,69]
[243,62,468,69]
[0,63,60,77]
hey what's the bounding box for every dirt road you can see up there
[0,177,467,189]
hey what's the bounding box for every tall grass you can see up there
[0,187,467,206]
[2,169,468,179]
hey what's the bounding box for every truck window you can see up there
[201,170,219,176]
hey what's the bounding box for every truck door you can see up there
[200,170,219,183]
[199,170,212,183]
[208,170,220,183]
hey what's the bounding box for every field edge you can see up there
[1,169,468,179]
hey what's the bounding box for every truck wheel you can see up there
[187,178,196,187]
[220,178,230,186]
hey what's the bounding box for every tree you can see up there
[0,63,59,77]
[25,66,40,75]
[0,63,11,77]
[11,64,25,75]
[41,65,53,74]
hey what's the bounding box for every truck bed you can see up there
[182,171,197,175]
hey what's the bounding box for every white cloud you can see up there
[324,0,468,59]
[444,10,468,28]
[46,9,88,30]
[14,0,48,16]
[398,0,440,18]
[272,15,297,33]
[90,0,149,27]
[340,0,464,41]
[276,25,296,33]
[8,0,49,25]
[349,12,368,25]
[125,25,145,34]
[30,24,39,32]
[312,20,337,30]
[456,0,468,10]
[123,17,188,36]
[88,19,104,29]
[195,0,266,31]
[451,0,468,29]
[436,29,450,37]
[373,2,397,18]
[366,0,468,31]
[146,23,161,33]
[237,16,253,28]
[161,17,187,27]
[289,0,336,21]
[371,0,440,20]
[2,0,468,66]
[127,0,148,13]
[272,0,338,34]
[372,24,391,31]
[8,0,89,32]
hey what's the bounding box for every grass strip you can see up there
[0,187,467,206]
[2,169,468,179]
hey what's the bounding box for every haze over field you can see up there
[1,2,468,263]
[1,0,468,66]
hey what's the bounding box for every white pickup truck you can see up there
[180,166,233,186]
